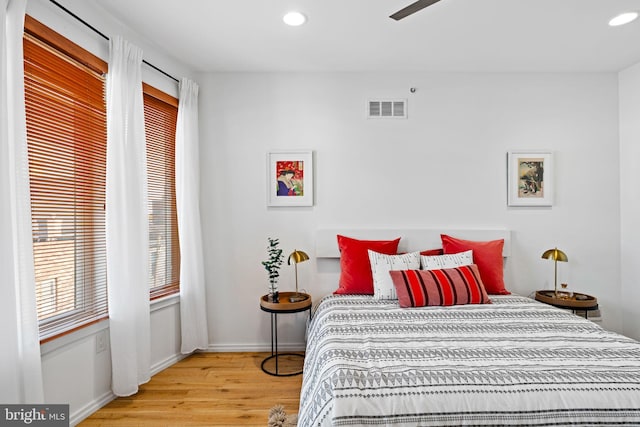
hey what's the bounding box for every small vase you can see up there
[271,290,279,303]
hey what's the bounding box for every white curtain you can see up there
[105,36,150,396]
[176,78,209,353]
[0,0,45,404]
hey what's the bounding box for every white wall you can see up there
[26,0,191,424]
[22,0,633,422]
[199,71,623,351]
[620,61,640,341]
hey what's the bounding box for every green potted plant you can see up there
[262,237,284,302]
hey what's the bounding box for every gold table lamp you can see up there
[541,247,568,297]
[288,249,309,302]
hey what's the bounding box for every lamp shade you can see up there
[288,249,309,303]
[541,248,568,262]
[288,250,309,265]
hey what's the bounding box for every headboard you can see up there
[315,228,511,258]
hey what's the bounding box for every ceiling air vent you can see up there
[368,99,407,119]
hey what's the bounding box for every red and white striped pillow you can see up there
[389,264,490,308]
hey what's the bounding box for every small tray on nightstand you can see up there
[260,292,311,312]
[535,290,598,310]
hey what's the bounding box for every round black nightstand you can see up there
[259,292,312,376]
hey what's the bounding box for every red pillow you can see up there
[440,234,509,295]
[334,235,401,295]
[420,248,443,256]
[390,265,490,307]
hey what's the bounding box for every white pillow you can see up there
[368,250,420,300]
[421,250,473,270]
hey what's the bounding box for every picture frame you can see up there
[507,151,553,207]
[267,150,314,207]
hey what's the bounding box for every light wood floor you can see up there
[79,352,303,426]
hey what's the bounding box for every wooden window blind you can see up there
[143,84,180,299]
[23,16,108,342]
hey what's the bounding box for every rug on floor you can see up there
[268,405,297,427]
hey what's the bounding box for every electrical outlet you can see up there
[96,330,107,354]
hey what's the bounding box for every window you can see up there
[24,16,180,341]
[143,84,180,299]
[23,16,108,341]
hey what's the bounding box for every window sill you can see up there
[151,293,180,312]
[40,295,180,356]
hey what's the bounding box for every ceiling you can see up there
[90,0,640,73]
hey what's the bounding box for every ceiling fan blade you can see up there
[390,0,442,20]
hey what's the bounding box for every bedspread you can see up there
[298,295,640,426]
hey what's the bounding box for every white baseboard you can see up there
[70,390,115,426]
[69,352,188,426]
[151,352,189,376]
[206,342,306,352]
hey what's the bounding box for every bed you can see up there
[298,229,640,426]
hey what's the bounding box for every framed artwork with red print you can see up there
[267,150,313,207]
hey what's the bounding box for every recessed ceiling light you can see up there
[283,11,307,26]
[609,11,639,27]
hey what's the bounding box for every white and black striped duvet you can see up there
[298,295,640,426]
